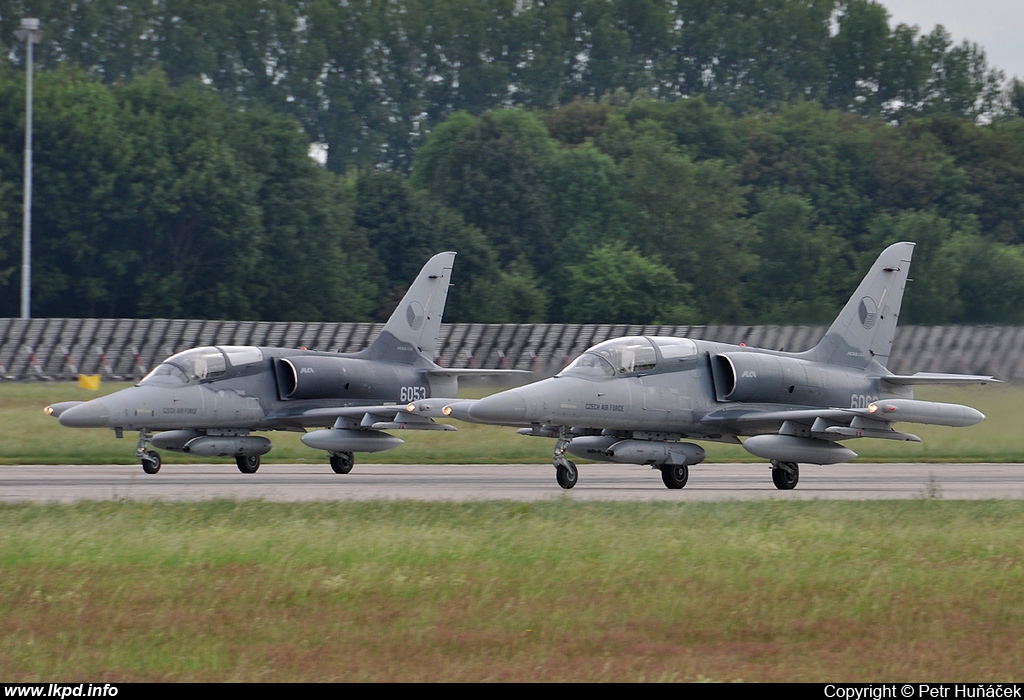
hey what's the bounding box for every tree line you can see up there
[1,1,1024,324]
[1,0,1017,173]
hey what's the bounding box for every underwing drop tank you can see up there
[300,428,405,454]
[742,435,857,465]
[566,436,706,466]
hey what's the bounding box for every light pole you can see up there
[16,18,42,320]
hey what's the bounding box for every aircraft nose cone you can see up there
[58,400,111,428]
[468,390,528,424]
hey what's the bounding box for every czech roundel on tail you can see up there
[45,252,524,475]
[409,242,999,490]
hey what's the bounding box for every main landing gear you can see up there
[771,460,799,490]
[660,463,689,489]
[330,451,354,474]
[236,455,261,474]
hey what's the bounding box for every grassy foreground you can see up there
[2,380,1021,464]
[1,500,1022,682]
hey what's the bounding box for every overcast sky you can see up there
[879,0,1024,80]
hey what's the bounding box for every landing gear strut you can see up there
[330,451,354,474]
[771,460,799,490]
[553,428,578,489]
[135,430,161,474]
[236,455,261,474]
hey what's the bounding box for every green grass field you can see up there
[1,500,1022,681]
[4,380,1020,465]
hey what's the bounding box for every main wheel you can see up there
[141,451,161,474]
[555,460,578,489]
[330,452,354,474]
[236,455,261,474]
[661,463,689,489]
[771,461,799,490]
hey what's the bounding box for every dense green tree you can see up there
[464,257,550,324]
[564,243,695,324]
[412,109,556,274]
[352,170,500,322]
[0,66,376,319]
[3,0,1014,173]
[946,234,1024,324]
[745,190,852,324]
[4,3,1024,325]
[865,211,965,325]
[618,133,757,321]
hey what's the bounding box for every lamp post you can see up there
[16,18,42,320]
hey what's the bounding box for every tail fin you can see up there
[362,252,456,364]
[801,241,914,369]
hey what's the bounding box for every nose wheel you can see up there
[135,430,162,474]
[141,450,161,474]
[555,460,578,489]
[552,428,578,489]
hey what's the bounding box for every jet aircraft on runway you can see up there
[409,242,998,490]
[46,252,514,475]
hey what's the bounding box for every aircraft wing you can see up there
[700,398,985,442]
[266,404,457,431]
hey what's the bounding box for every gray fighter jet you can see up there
[410,242,998,490]
[45,252,511,475]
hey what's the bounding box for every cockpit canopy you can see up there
[140,346,265,385]
[560,336,698,379]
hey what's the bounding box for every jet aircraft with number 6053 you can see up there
[45,252,518,475]
[409,242,998,490]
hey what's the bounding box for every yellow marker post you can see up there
[78,374,101,390]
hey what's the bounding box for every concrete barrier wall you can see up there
[0,318,1019,382]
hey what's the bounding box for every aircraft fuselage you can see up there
[56,346,435,432]
[467,339,911,438]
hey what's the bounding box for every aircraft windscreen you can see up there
[139,347,227,385]
[651,337,698,361]
[561,352,616,379]
[565,337,658,376]
[220,346,264,367]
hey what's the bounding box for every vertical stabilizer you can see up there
[363,252,456,364]
[802,242,914,369]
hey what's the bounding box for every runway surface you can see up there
[1,462,1022,502]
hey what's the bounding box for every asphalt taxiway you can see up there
[0,462,1021,502]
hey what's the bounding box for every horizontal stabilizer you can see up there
[427,369,531,379]
[883,372,1001,385]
